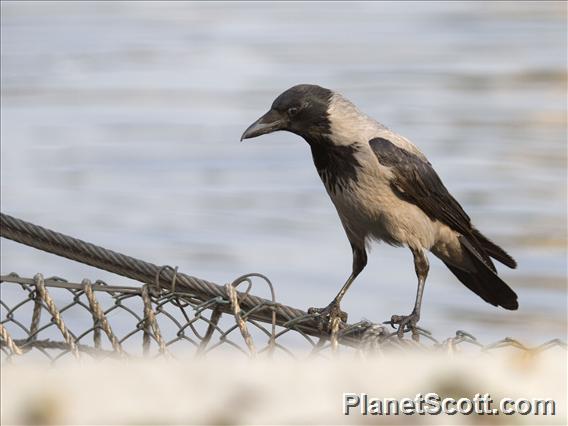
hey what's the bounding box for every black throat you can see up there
[308,137,362,195]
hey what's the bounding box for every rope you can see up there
[225,283,256,357]
[0,324,22,355]
[0,212,325,338]
[330,316,341,353]
[141,285,170,357]
[83,280,125,356]
[29,290,42,341]
[1,276,567,359]
[34,274,80,359]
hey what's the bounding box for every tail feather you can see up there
[471,228,517,269]
[444,236,518,310]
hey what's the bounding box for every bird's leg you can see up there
[308,244,367,330]
[388,247,429,339]
[308,273,355,325]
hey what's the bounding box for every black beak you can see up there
[241,109,286,141]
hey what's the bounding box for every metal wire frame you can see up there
[0,213,322,338]
[1,273,566,363]
[1,213,566,361]
[0,273,343,361]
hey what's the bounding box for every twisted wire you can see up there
[0,213,321,337]
[0,324,22,355]
[29,290,42,341]
[1,276,566,359]
[83,280,125,356]
[141,285,170,357]
[2,212,567,359]
[225,283,256,357]
[330,316,341,352]
[34,274,80,359]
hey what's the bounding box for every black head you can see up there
[241,84,333,142]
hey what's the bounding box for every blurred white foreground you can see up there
[2,350,565,425]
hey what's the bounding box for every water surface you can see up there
[1,1,566,343]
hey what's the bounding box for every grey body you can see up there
[322,94,465,267]
[241,84,518,329]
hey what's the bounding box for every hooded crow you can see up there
[241,84,518,336]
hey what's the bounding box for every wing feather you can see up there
[369,137,495,269]
[370,138,470,232]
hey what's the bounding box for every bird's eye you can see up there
[287,107,299,117]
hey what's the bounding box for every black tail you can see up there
[444,236,518,310]
[471,228,517,269]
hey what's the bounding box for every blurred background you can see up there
[1,1,566,344]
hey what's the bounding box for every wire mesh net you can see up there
[0,273,325,361]
[1,272,565,363]
[2,213,566,362]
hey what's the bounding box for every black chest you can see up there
[310,141,361,195]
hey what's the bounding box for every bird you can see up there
[241,84,518,336]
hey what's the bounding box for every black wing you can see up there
[369,137,472,236]
[369,137,503,271]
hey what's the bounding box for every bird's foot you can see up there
[385,312,420,340]
[308,302,348,331]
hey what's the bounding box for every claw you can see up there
[384,312,420,340]
[308,302,348,331]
